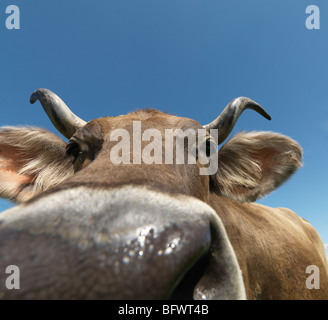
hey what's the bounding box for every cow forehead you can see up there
[86,110,203,136]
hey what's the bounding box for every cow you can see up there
[0,88,327,299]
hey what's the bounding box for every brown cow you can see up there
[0,88,327,299]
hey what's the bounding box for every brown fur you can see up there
[210,195,328,299]
[0,108,327,299]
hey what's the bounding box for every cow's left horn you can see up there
[30,88,86,139]
[204,97,271,145]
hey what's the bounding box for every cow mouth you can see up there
[170,249,210,299]
[169,220,245,300]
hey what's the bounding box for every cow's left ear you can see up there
[0,126,74,203]
[210,131,303,202]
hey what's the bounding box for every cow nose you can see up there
[0,185,244,299]
[89,186,213,299]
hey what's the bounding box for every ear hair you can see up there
[0,126,74,202]
[211,131,302,202]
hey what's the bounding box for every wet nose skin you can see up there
[0,185,245,299]
[102,205,211,299]
[77,187,212,299]
[0,186,212,299]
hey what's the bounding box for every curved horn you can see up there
[204,97,271,144]
[30,88,86,139]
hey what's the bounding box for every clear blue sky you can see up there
[1,1,327,247]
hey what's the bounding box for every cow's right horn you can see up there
[30,88,86,139]
[203,97,271,145]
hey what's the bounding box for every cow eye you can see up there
[205,140,212,157]
[66,141,82,160]
[197,139,213,158]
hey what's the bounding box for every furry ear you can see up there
[211,131,302,202]
[0,127,74,203]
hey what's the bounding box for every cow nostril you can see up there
[170,251,210,300]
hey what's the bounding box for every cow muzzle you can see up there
[0,186,245,300]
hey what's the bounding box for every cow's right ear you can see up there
[0,127,74,203]
[210,131,302,202]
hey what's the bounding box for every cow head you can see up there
[0,89,302,299]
